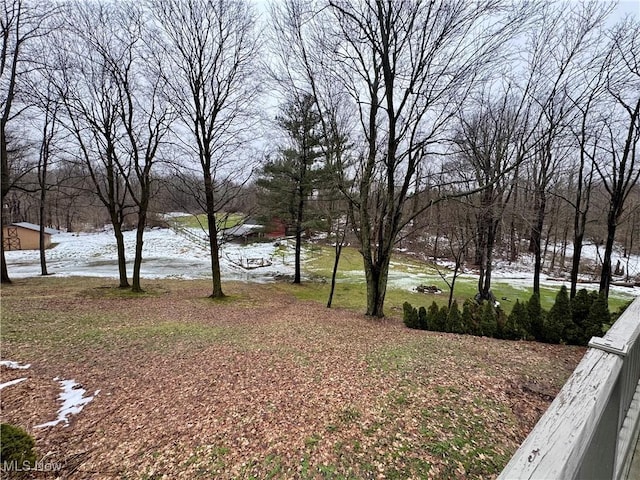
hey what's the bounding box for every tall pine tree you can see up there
[257,94,324,283]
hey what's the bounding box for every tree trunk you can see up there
[532,190,546,295]
[0,225,8,284]
[1,121,11,284]
[327,223,347,308]
[39,136,49,276]
[363,253,391,318]
[570,233,584,299]
[599,208,617,299]
[448,262,460,310]
[294,195,304,284]
[204,173,224,298]
[327,243,342,308]
[131,208,147,293]
[39,194,49,276]
[112,220,129,288]
[481,221,496,299]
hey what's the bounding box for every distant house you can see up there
[221,222,264,243]
[2,222,58,251]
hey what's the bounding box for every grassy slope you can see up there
[0,277,584,479]
[299,244,633,315]
[170,212,245,230]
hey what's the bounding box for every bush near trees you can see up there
[0,423,36,468]
[403,287,621,346]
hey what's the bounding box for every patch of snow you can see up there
[35,379,99,429]
[0,360,31,369]
[0,378,27,390]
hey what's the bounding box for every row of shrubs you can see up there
[403,286,619,346]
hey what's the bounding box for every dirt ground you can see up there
[0,278,585,479]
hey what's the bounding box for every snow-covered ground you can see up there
[4,224,639,298]
[5,227,296,283]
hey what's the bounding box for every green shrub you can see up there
[584,292,609,341]
[504,299,527,340]
[569,289,596,345]
[427,301,440,331]
[571,289,593,326]
[480,302,497,337]
[0,423,36,469]
[462,299,481,336]
[418,306,428,330]
[495,305,507,339]
[402,302,419,329]
[528,293,545,341]
[447,300,464,334]
[437,306,451,332]
[545,286,573,344]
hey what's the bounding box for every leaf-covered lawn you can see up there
[0,277,584,479]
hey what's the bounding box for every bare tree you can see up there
[454,89,531,300]
[564,48,610,298]
[150,0,261,298]
[523,0,613,295]
[32,79,61,276]
[45,1,173,291]
[1,0,58,283]
[318,0,530,317]
[53,2,134,288]
[269,0,356,306]
[595,18,640,298]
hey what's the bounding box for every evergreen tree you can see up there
[528,293,545,341]
[545,286,572,344]
[571,289,593,327]
[495,306,507,339]
[403,302,419,329]
[256,94,324,284]
[462,299,480,336]
[480,301,498,337]
[427,301,440,331]
[584,292,609,342]
[504,299,527,340]
[438,306,449,332]
[418,306,428,330]
[448,300,463,334]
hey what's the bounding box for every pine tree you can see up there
[462,299,480,336]
[438,306,449,332]
[480,301,498,337]
[403,302,419,329]
[427,301,440,331]
[571,289,593,327]
[584,292,609,342]
[418,306,428,330]
[256,94,324,284]
[504,299,527,340]
[448,300,463,334]
[545,286,572,344]
[528,293,545,341]
[495,306,507,339]
[570,288,595,344]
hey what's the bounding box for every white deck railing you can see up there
[498,296,640,480]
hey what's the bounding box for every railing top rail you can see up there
[600,299,640,354]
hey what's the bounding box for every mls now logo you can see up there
[1,460,64,472]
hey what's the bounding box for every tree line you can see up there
[2,0,639,318]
